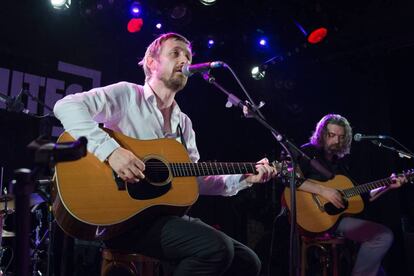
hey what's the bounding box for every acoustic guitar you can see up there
[53,129,280,240]
[284,171,413,233]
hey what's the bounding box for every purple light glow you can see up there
[130,2,141,16]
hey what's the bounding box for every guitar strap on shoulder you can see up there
[177,124,188,151]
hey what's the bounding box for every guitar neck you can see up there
[342,177,393,198]
[170,162,257,177]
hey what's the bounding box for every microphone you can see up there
[354,133,388,142]
[182,61,224,76]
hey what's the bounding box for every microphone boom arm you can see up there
[371,140,414,159]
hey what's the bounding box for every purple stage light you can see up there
[259,39,267,46]
[130,2,141,17]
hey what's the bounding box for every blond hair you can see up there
[138,33,191,81]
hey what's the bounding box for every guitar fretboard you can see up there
[342,177,393,198]
[170,162,257,177]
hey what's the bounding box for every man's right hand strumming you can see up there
[107,147,146,183]
[320,186,345,209]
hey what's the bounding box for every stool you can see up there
[101,248,161,276]
[300,234,346,276]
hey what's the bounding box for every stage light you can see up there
[208,39,215,48]
[168,3,192,27]
[199,0,217,6]
[250,56,284,80]
[50,0,71,10]
[259,38,267,46]
[251,66,265,80]
[130,1,142,17]
[307,27,328,44]
[155,23,162,29]
[127,18,144,33]
[294,20,328,44]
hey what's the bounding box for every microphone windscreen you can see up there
[353,133,362,142]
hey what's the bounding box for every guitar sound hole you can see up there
[324,200,349,215]
[145,158,170,184]
[126,157,171,200]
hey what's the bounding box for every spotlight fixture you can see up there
[199,0,217,6]
[168,3,192,27]
[307,27,328,44]
[50,0,71,10]
[293,20,328,44]
[130,1,142,17]
[127,18,144,33]
[251,56,284,80]
[259,38,267,46]
[251,66,265,80]
[208,39,215,48]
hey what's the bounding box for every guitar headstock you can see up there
[271,160,304,179]
[271,160,283,175]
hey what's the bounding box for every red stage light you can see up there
[307,27,328,44]
[127,18,144,33]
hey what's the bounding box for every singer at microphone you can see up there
[182,61,224,77]
[295,114,406,276]
[353,133,388,142]
[53,33,276,275]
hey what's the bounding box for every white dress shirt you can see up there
[53,81,253,196]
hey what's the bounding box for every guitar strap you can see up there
[177,123,188,151]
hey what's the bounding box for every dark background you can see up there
[1,0,414,275]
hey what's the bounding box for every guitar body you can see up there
[284,175,364,233]
[53,130,198,240]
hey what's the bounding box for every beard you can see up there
[325,143,343,155]
[161,73,187,91]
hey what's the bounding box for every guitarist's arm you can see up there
[291,161,345,209]
[369,173,407,202]
[298,180,345,209]
[54,82,131,162]
[54,82,145,183]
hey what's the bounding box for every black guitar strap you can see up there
[177,123,188,151]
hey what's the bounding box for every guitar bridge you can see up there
[312,194,325,212]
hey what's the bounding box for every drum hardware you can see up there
[0,245,13,276]
[31,203,48,276]
[0,186,14,276]
[0,185,50,276]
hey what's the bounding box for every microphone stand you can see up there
[202,70,332,276]
[23,89,54,112]
[371,140,414,159]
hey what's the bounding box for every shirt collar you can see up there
[143,82,156,102]
[143,82,181,115]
